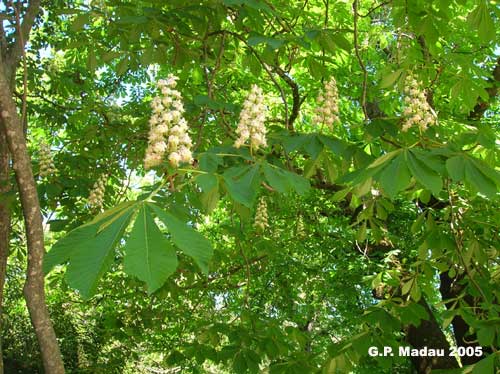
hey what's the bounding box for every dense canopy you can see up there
[0,0,499,373]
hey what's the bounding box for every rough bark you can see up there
[0,122,10,374]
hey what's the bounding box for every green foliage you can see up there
[2,0,500,372]
[123,204,178,293]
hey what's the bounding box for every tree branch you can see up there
[5,0,41,78]
[274,66,301,132]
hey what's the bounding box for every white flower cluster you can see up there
[313,77,340,129]
[254,197,269,232]
[402,75,436,132]
[38,141,56,178]
[88,174,107,210]
[144,75,193,169]
[234,85,267,151]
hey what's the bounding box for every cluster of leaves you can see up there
[2,0,499,373]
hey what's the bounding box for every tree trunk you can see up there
[0,65,65,373]
[0,122,10,374]
[405,299,459,373]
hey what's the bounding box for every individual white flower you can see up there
[234,85,268,151]
[254,197,269,232]
[402,74,437,132]
[168,152,181,167]
[144,74,193,169]
[38,141,57,178]
[88,174,107,211]
[179,147,193,163]
[313,77,340,129]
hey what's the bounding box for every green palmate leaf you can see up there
[332,188,351,202]
[379,69,403,88]
[467,2,495,43]
[262,163,311,195]
[476,326,495,347]
[200,185,220,213]
[123,204,178,293]
[199,152,221,173]
[331,33,351,51]
[193,95,230,111]
[196,173,218,192]
[307,57,327,79]
[472,353,496,374]
[401,279,413,296]
[65,207,136,299]
[224,0,274,14]
[43,202,137,274]
[87,48,97,72]
[285,168,310,195]
[406,150,442,196]
[44,221,98,274]
[223,165,260,207]
[412,148,445,174]
[303,152,323,178]
[469,157,500,188]
[148,203,213,274]
[378,154,411,198]
[88,201,138,227]
[324,154,338,183]
[281,134,308,152]
[263,163,290,194]
[446,155,465,182]
[303,134,324,159]
[410,282,421,302]
[247,35,284,49]
[368,149,402,169]
[477,125,496,149]
[465,159,498,198]
[318,134,347,155]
